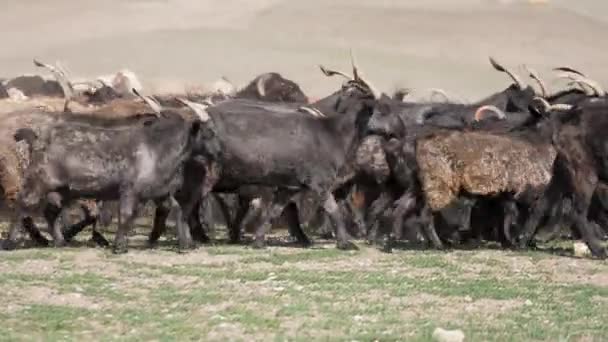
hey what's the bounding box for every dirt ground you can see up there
[0,232,606,341]
[1,0,607,100]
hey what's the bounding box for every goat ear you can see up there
[14,128,38,143]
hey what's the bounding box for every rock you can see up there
[573,241,591,258]
[432,327,465,342]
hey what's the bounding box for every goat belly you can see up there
[416,131,556,211]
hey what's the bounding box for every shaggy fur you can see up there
[416,131,557,211]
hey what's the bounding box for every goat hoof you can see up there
[300,240,313,248]
[179,240,195,251]
[252,240,266,249]
[192,233,210,244]
[53,239,66,248]
[337,240,358,251]
[0,239,17,251]
[112,244,128,255]
[381,244,393,254]
[252,239,266,249]
[592,248,607,260]
[91,232,110,248]
[319,232,334,240]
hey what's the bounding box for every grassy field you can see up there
[0,231,606,341]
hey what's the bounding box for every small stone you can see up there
[525,299,533,306]
[573,242,591,258]
[464,296,472,302]
[432,327,465,342]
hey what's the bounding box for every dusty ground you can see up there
[1,0,607,100]
[0,231,606,341]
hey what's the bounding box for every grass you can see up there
[0,232,606,341]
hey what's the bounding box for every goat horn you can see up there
[428,88,451,103]
[533,96,573,112]
[489,56,526,90]
[523,65,547,97]
[132,88,161,116]
[393,88,412,102]
[350,49,359,82]
[557,73,605,97]
[255,73,273,98]
[553,66,586,77]
[177,98,211,122]
[561,76,596,97]
[474,105,506,122]
[34,59,75,111]
[319,65,352,80]
[350,49,381,100]
[574,76,605,97]
[298,106,327,118]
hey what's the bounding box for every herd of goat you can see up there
[0,55,607,259]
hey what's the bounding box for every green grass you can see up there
[0,239,606,341]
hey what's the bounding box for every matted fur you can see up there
[0,142,28,209]
[355,135,390,183]
[416,130,556,211]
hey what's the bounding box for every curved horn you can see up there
[523,65,547,97]
[553,66,586,77]
[298,106,326,118]
[393,88,412,101]
[34,59,74,111]
[132,88,161,116]
[428,88,451,103]
[256,73,272,98]
[319,65,352,80]
[350,49,359,81]
[574,76,605,97]
[557,73,605,97]
[489,56,526,90]
[533,96,573,112]
[559,75,596,97]
[350,50,381,100]
[474,105,506,121]
[177,98,211,122]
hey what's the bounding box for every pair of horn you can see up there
[132,88,162,117]
[33,59,75,112]
[489,57,527,90]
[319,50,382,100]
[132,89,211,122]
[555,68,606,97]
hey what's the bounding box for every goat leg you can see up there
[112,192,138,254]
[572,214,607,259]
[284,202,312,247]
[420,205,444,249]
[323,193,358,250]
[517,197,550,249]
[148,199,172,246]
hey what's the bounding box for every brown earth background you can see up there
[1,0,607,100]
